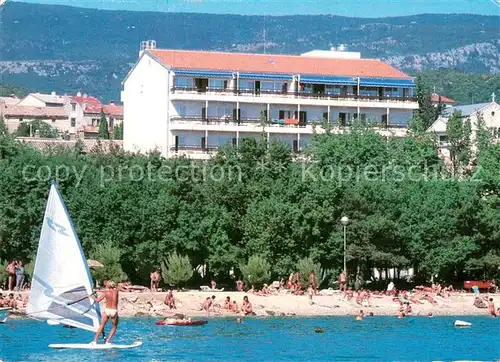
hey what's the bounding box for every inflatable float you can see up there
[453,320,472,327]
[156,319,208,326]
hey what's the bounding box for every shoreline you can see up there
[6,290,498,319]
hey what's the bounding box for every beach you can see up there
[120,290,499,317]
[7,289,496,318]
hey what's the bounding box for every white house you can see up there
[2,92,72,134]
[122,40,419,159]
[427,95,500,158]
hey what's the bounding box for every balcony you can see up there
[170,86,418,108]
[170,115,409,136]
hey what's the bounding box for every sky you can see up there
[12,0,500,16]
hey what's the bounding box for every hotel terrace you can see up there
[122,41,418,159]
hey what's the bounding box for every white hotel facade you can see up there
[122,41,418,159]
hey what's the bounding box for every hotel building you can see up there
[122,41,418,159]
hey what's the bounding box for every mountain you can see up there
[0,2,499,102]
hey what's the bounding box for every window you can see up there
[71,103,76,111]
[177,104,186,117]
[279,110,294,119]
[70,118,76,127]
[354,113,367,121]
[439,135,448,145]
[359,87,378,97]
[261,81,284,93]
[239,80,255,91]
[299,83,312,93]
[492,111,495,117]
[52,118,56,123]
[174,77,194,88]
[208,79,227,90]
[325,85,341,96]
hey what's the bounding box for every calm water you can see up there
[0,316,499,361]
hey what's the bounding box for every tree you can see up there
[15,120,59,138]
[240,255,271,289]
[446,110,471,173]
[415,74,438,129]
[113,122,123,140]
[296,257,322,287]
[161,252,193,287]
[89,240,128,284]
[98,111,109,139]
[0,116,8,136]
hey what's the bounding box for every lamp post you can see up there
[340,216,349,275]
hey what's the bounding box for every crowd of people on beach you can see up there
[0,292,26,310]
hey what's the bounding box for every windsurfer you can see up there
[89,281,120,344]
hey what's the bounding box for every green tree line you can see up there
[0,117,498,289]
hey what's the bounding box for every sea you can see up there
[0,316,498,361]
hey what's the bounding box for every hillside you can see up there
[0,2,499,101]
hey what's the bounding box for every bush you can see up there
[296,257,322,287]
[161,252,193,288]
[89,241,128,284]
[240,255,271,289]
[0,260,8,290]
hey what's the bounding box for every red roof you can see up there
[2,104,68,118]
[102,104,123,117]
[149,49,411,79]
[431,93,455,104]
[72,95,102,114]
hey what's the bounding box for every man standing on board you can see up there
[89,281,120,344]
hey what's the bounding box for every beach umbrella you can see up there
[87,259,104,268]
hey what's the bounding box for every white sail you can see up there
[27,182,101,332]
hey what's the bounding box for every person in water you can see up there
[487,298,496,317]
[356,310,364,320]
[90,281,120,344]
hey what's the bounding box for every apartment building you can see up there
[122,41,419,158]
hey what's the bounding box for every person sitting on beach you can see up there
[490,280,498,294]
[248,285,256,294]
[211,280,217,290]
[344,288,354,301]
[487,298,496,317]
[230,300,239,313]
[202,295,216,316]
[164,290,176,309]
[473,296,487,308]
[236,278,244,292]
[262,284,271,295]
[242,296,254,316]
[224,296,232,310]
[279,279,285,291]
[6,293,17,309]
[423,293,438,305]
[356,309,364,321]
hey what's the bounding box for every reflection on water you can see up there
[0,316,499,361]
